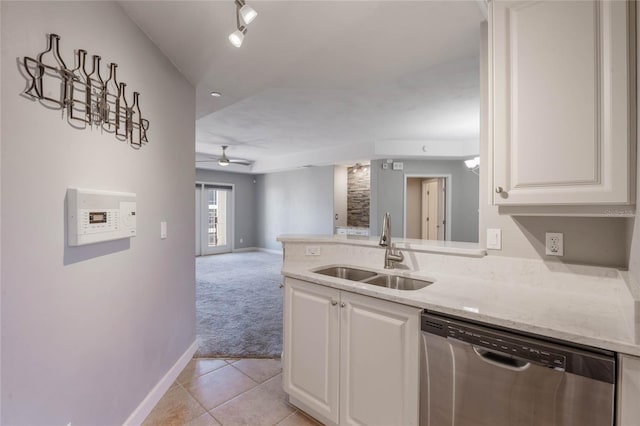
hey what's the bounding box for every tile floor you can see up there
[143,358,322,426]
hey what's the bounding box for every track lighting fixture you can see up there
[229,0,257,48]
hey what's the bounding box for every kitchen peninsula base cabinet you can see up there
[619,354,640,425]
[283,278,420,426]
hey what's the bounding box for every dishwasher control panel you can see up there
[422,313,567,370]
[446,323,566,369]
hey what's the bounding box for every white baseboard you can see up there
[257,247,283,255]
[123,339,198,426]
[232,247,259,253]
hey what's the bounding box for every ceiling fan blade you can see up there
[228,159,252,166]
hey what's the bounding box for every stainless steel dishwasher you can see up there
[420,312,616,426]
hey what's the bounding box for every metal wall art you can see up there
[22,33,149,148]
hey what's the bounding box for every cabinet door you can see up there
[339,291,420,426]
[492,0,633,205]
[618,354,640,426]
[283,278,340,424]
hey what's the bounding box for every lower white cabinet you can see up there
[619,354,640,426]
[283,277,420,426]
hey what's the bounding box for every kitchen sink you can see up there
[313,266,433,291]
[314,266,378,281]
[363,275,433,291]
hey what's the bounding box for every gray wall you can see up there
[370,159,480,243]
[1,2,195,424]
[256,167,335,250]
[196,169,257,249]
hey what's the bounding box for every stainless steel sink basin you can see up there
[363,275,433,291]
[314,266,377,281]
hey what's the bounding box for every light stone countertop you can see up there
[278,234,487,257]
[278,236,640,357]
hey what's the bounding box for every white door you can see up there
[421,180,439,240]
[283,278,340,424]
[339,291,420,426]
[436,178,446,240]
[196,184,232,256]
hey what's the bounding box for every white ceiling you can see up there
[120,1,485,174]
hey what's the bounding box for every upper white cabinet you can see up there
[491,0,635,205]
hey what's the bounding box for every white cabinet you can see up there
[283,278,420,426]
[491,0,634,206]
[618,354,640,426]
[283,278,340,424]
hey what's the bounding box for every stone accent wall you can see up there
[347,166,370,227]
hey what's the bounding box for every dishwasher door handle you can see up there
[473,346,531,372]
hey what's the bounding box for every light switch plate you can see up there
[160,221,167,239]
[486,228,502,250]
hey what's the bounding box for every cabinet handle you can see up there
[331,300,338,306]
[279,283,284,289]
[340,302,346,308]
[495,186,504,193]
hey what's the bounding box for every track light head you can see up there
[239,3,257,25]
[228,27,246,48]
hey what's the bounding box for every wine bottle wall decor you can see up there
[22,33,150,148]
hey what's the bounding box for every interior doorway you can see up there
[404,176,450,240]
[195,183,233,256]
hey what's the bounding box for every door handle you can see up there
[473,347,530,371]
[331,300,338,306]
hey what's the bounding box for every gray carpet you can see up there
[194,251,283,358]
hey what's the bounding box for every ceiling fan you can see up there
[196,145,252,167]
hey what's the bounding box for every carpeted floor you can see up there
[194,251,283,358]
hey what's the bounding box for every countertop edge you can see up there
[277,234,487,257]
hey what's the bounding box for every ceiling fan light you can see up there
[218,158,230,166]
[228,29,245,48]
[464,156,480,169]
[239,4,257,25]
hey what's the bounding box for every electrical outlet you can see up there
[393,162,404,170]
[545,232,563,256]
[305,246,320,256]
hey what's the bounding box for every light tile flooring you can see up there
[143,358,322,426]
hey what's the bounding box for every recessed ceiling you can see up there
[119,1,485,173]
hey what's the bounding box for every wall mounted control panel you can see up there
[67,188,136,246]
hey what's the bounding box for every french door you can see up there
[195,183,233,256]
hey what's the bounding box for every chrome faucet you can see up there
[379,212,404,269]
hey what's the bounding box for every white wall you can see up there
[256,166,334,250]
[1,2,196,424]
[626,5,640,280]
